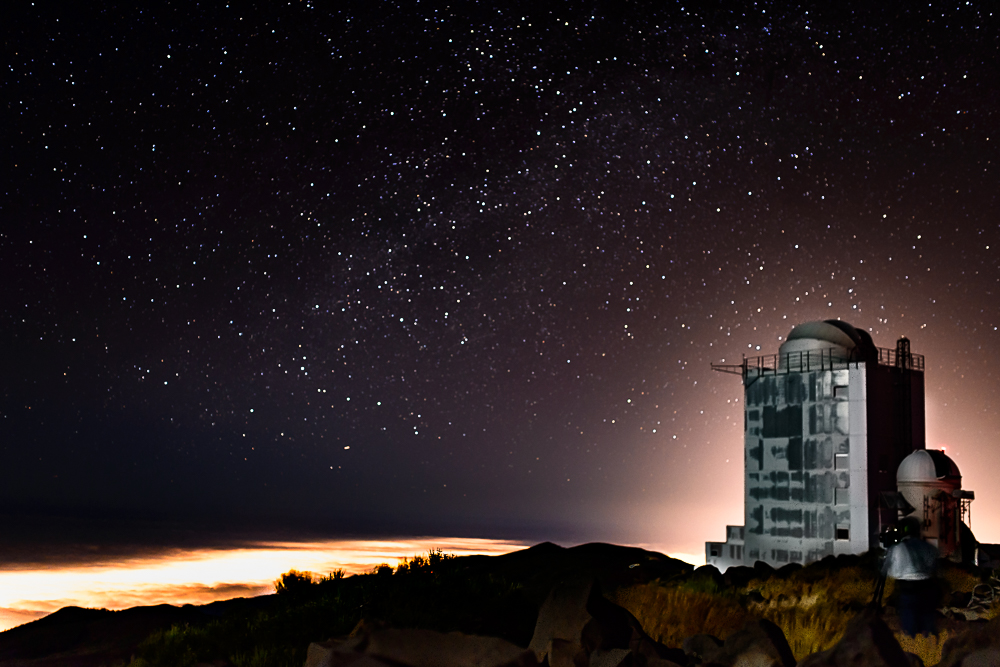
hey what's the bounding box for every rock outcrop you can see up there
[695,618,796,667]
[305,624,537,667]
[527,577,686,666]
[797,611,916,667]
[307,578,693,667]
[527,579,604,660]
[936,616,1000,667]
[681,633,724,662]
[299,553,1000,667]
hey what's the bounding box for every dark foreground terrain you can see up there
[0,542,687,666]
[1,542,998,666]
[0,597,274,667]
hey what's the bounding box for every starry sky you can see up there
[4,1,999,557]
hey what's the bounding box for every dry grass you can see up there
[938,563,982,597]
[761,603,856,660]
[751,565,878,607]
[612,583,749,649]
[895,628,951,667]
[749,565,879,659]
[614,566,882,661]
[614,564,1000,667]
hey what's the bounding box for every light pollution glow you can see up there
[0,537,528,633]
[0,537,705,633]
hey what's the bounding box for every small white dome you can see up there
[897,449,961,484]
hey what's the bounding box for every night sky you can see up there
[4,2,999,556]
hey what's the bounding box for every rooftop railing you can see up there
[711,346,924,377]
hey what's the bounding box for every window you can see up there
[836,526,850,540]
[835,453,849,470]
[710,546,721,557]
[835,488,850,505]
[834,385,849,399]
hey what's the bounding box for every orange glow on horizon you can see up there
[0,537,528,633]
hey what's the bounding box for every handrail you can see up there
[711,346,924,378]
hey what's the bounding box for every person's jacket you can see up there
[883,538,938,581]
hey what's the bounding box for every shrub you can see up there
[128,550,538,667]
[274,569,315,596]
[371,563,394,576]
[395,549,455,575]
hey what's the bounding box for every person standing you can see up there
[883,516,939,637]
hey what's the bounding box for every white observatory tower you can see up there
[706,320,933,570]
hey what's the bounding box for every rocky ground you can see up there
[305,576,1000,667]
[1,543,998,666]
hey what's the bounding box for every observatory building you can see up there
[893,448,974,560]
[705,320,974,570]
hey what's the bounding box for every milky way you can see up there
[4,2,999,553]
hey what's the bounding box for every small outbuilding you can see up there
[894,449,974,560]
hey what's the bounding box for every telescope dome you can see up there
[897,449,961,484]
[777,319,877,363]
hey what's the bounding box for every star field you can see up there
[3,2,999,551]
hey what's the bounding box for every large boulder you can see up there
[797,611,914,667]
[588,647,632,667]
[366,628,537,667]
[546,637,589,667]
[950,649,1000,667]
[682,633,724,662]
[723,566,759,589]
[528,578,686,666]
[305,641,395,667]
[936,616,1000,667]
[630,630,688,665]
[528,579,602,660]
[701,618,795,667]
[752,561,776,579]
[775,563,803,579]
[305,626,537,667]
[528,578,640,660]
